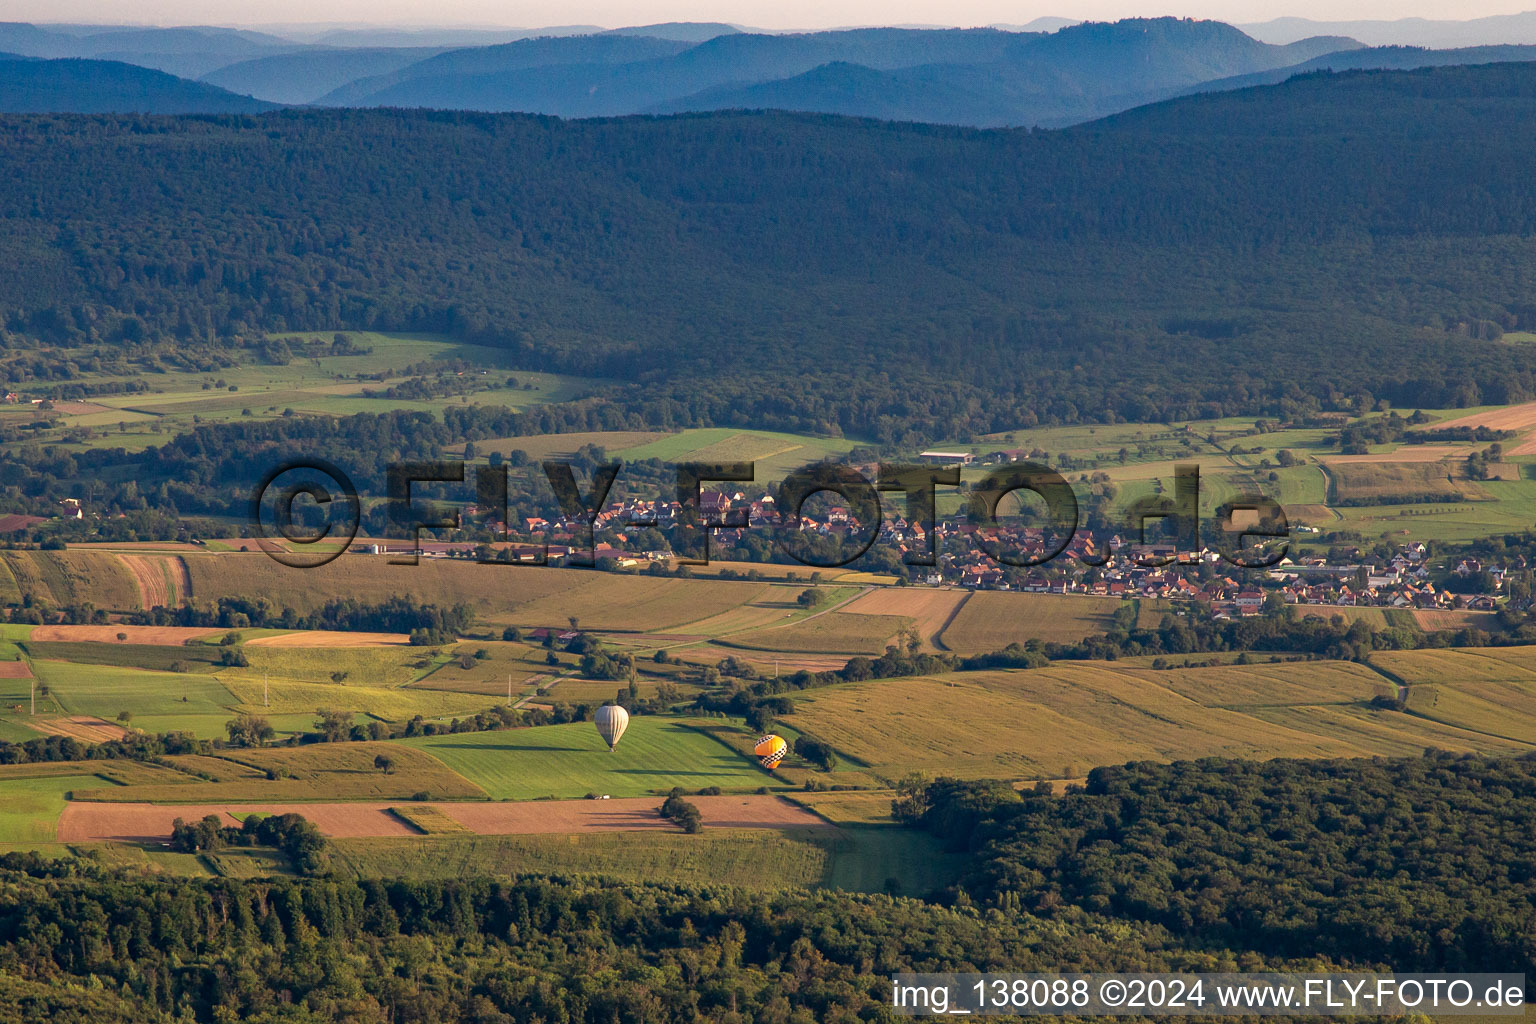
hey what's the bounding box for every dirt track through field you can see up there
[59,795,830,842]
[29,625,221,644]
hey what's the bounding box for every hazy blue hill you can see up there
[304,26,602,47]
[1242,11,1536,48]
[0,23,78,57]
[601,23,743,41]
[1186,45,1536,98]
[0,58,276,113]
[200,46,448,104]
[328,27,1027,116]
[314,34,694,107]
[654,19,1365,126]
[653,60,981,122]
[0,23,300,78]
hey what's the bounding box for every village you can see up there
[356,486,1516,622]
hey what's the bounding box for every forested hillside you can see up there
[5,62,1536,438]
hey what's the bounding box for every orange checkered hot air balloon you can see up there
[753,733,788,770]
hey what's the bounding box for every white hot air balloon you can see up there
[594,704,629,752]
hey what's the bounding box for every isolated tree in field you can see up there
[568,615,581,632]
[797,588,825,608]
[116,710,132,725]
[115,632,127,642]
[315,708,353,743]
[374,754,395,774]
[226,714,274,747]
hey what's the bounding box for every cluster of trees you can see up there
[658,788,703,833]
[118,594,476,637]
[169,811,327,874]
[905,752,1536,973]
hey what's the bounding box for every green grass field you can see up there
[29,660,236,720]
[404,717,787,799]
[0,774,94,842]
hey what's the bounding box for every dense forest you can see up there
[0,858,1202,1023]
[4,63,1536,439]
[906,753,1536,973]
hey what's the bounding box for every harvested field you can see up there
[29,625,219,644]
[1327,462,1489,502]
[1412,609,1503,631]
[1416,401,1536,434]
[58,802,417,842]
[183,553,588,615]
[0,661,30,678]
[842,588,967,645]
[437,795,829,834]
[245,631,410,648]
[117,553,190,608]
[58,794,827,842]
[27,716,127,743]
[940,592,1124,650]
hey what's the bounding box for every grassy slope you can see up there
[404,717,788,799]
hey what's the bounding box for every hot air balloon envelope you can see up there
[595,705,629,751]
[753,733,788,770]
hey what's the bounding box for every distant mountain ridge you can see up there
[1241,11,1536,48]
[318,19,1366,127]
[0,57,274,113]
[9,17,1536,126]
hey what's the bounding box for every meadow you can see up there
[403,717,786,800]
[26,333,600,454]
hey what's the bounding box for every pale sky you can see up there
[8,1,1534,32]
